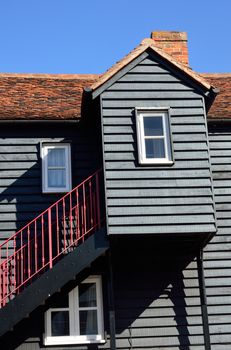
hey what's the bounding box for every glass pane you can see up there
[145,139,165,158]
[144,116,163,136]
[48,169,66,188]
[79,283,96,307]
[51,311,69,336]
[48,148,65,167]
[79,310,98,335]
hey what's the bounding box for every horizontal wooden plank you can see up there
[108,205,214,216]
[103,116,205,126]
[103,124,206,134]
[107,187,212,198]
[115,335,205,348]
[105,160,210,170]
[103,90,200,99]
[118,73,181,82]
[106,179,212,189]
[104,142,208,152]
[107,197,213,206]
[0,145,39,153]
[129,64,171,74]
[106,169,211,179]
[108,82,195,91]
[117,325,204,338]
[102,99,203,108]
[117,315,203,328]
[104,151,209,160]
[205,286,231,295]
[108,214,215,225]
[103,107,204,116]
[108,224,216,234]
[104,133,206,143]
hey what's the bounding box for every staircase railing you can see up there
[0,169,103,308]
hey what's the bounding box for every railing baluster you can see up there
[34,221,37,275]
[76,188,80,242]
[96,171,101,229]
[89,180,93,228]
[13,237,16,295]
[63,198,66,251]
[0,169,102,308]
[27,226,31,279]
[56,204,60,255]
[69,192,73,246]
[48,209,53,269]
[83,183,86,239]
[41,216,45,268]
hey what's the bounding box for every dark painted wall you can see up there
[204,123,231,350]
[0,120,101,243]
[1,240,207,350]
[100,52,216,239]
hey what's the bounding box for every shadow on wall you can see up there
[112,238,200,350]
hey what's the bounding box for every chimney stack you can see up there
[151,31,189,66]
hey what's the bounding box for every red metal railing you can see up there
[0,169,103,308]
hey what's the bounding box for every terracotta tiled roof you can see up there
[201,74,231,119]
[0,73,99,120]
[0,56,230,121]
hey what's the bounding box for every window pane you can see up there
[145,139,165,158]
[48,169,66,188]
[48,148,65,167]
[144,116,163,136]
[79,310,98,335]
[79,283,96,307]
[51,311,69,336]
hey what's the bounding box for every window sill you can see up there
[42,188,70,194]
[44,336,105,346]
[139,160,174,166]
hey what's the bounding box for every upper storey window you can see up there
[42,143,72,193]
[136,109,173,164]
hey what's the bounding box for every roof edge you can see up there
[90,38,213,94]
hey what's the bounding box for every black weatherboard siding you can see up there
[204,123,231,350]
[101,52,216,239]
[0,121,101,242]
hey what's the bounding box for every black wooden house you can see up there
[0,31,230,350]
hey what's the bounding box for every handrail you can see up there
[0,169,102,308]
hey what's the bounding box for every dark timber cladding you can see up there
[204,123,231,350]
[0,121,101,242]
[112,239,207,350]
[101,52,216,237]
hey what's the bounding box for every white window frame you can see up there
[44,276,105,345]
[41,143,72,193]
[136,108,173,165]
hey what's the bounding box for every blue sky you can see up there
[0,0,230,74]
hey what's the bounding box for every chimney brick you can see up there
[151,31,189,65]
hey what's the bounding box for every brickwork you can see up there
[151,31,189,65]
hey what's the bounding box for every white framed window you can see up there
[136,108,173,164]
[42,143,72,193]
[44,276,105,345]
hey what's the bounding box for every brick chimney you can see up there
[151,31,189,65]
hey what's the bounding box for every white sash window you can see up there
[42,143,71,193]
[44,276,104,345]
[136,109,173,164]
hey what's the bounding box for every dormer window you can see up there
[42,143,72,193]
[136,109,173,164]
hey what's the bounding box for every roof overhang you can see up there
[89,38,218,102]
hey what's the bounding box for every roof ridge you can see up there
[90,38,212,92]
